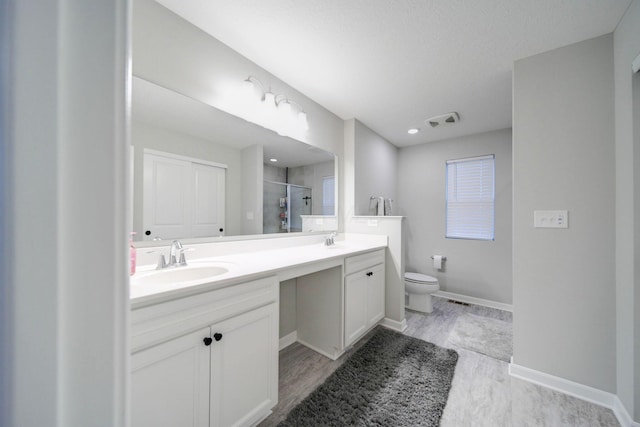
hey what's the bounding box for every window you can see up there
[322,176,335,215]
[446,155,495,240]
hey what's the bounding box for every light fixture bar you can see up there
[242,76,309,135]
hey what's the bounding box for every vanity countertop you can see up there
[130,236,387,308]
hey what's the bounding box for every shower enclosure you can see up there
[263,181,312,233]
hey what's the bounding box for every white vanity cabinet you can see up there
[344,250,386,347]
[131,276,279,427]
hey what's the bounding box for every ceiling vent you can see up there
[425,112,460,128]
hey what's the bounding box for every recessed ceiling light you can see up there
[269,158,278,162]
[408,128,419,135]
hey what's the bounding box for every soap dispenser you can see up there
[129,232,137,276]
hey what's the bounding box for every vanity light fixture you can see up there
[408,128,419,135]
[242,76,309,135]
[243,76,264,100]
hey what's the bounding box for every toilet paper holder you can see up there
[431,256,447,260]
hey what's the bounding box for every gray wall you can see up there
[131,122,243,236]
[397,129,513,304]
[263,163,287,183]
[279,279,297,338]
[289,160,335,215]
[354,120,398,215]
[613,0,640,419]
[241,145,263,235]
[513,34,616,392]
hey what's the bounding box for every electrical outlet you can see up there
[534,210,568,228]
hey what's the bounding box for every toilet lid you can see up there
[405,272,438,284]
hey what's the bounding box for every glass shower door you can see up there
[263,181,288,233]
[289,185,312,232]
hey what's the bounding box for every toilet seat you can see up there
[405,272,438,284]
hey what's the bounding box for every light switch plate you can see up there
[367,219,378,227]
[534,210,568,228]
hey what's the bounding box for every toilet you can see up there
[405,272,440,313]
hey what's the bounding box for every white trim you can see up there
[278,331,297,351]
[433,290,513,312]
[380,317,408,332]
[509,363,639,427]
[446,153,495,164]
[144,148,228,169]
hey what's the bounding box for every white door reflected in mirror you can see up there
[143,150,226,241]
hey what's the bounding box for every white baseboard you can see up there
[509,363,638,427]
[433,290,513,312]
[278,331,297,351]
[380,317,408,332]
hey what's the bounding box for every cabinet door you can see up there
[344,271,368,347]
[366,263,385,326]
[131,327,211,427]
[209,304,278,427]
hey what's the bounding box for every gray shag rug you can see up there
[447,313,512,362]
[278,327,458,426]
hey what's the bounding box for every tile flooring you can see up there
[259,296,619,426]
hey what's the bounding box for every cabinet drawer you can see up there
[131,275,278,353]
[344,249,385,275]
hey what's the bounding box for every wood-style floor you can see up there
[259,296,619,426]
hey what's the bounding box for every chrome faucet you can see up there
[324,232,337,246]
[169,240,187,266]
[156,240,188,270]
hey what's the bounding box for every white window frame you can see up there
[445,154,495,241]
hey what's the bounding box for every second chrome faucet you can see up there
[156,240,188,270]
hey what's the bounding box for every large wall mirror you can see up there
[131,77,337,242]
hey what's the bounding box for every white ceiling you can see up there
[155,0,631,147]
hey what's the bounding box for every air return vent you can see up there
[426,112,460,128]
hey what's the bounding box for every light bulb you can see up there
[278,99,292,116]
[263,91,277,124]
[298,111,309,131]
[264,91,276,107]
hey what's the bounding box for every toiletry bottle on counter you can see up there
[129,233,137,275]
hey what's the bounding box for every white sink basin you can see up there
[132,264,229,286]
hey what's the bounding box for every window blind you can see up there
[446,155,495,240]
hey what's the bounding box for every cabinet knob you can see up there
[203,337,213,346]
[366,271,373,276]
[213,332,223,342]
